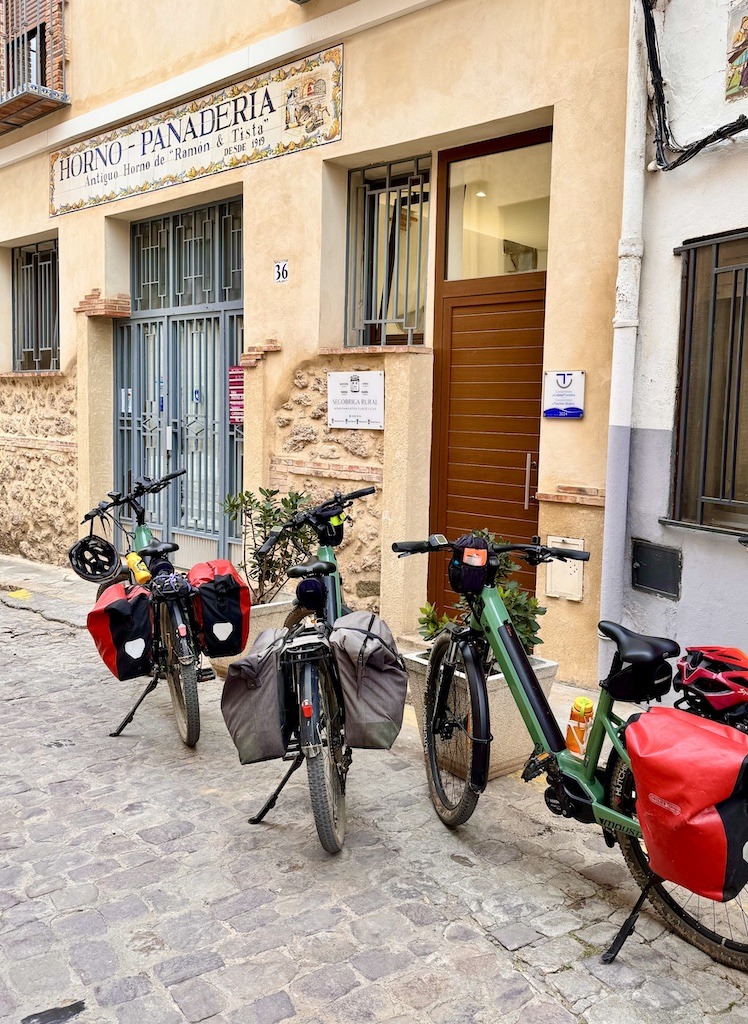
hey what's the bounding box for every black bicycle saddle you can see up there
[138,540,180,558]
[288,559,337,578]
[598,620,679,664]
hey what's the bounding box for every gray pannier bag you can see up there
[329,611,408,749]
[221,627,289,764]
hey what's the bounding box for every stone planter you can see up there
[210,595,295,678]
[403,647,558,779]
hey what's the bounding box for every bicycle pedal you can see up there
[197,667,216,682]
[522,750,552,783]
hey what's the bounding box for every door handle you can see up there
[524,453,537,510]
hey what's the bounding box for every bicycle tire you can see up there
[95,569,130,601]
[160,604,200,748]
[305,661,346,853]
[423,631,481,827]
[608,750,748,971]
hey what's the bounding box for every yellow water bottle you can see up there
[125,551,152,584]
[566,696,594,755]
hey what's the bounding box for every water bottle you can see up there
[125,551,152,584]
[566,696,594,755]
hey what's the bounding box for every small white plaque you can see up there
[543,370,585,419]
[274,259,289,283]
[327,371,384,430]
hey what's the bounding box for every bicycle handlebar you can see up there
[81,468,186,523]
[255,486,376,559]
[392,535,590,564]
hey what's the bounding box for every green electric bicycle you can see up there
[249,485,376,853]
[392,533,748,972]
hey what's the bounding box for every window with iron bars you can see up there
[12,239,59,372]
[345,156,430,347]
[673,229,748,531]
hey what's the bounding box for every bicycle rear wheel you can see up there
[608,751,748,971]
[424,631,482,827]
[160,604,200,748]
[305,661,346,853]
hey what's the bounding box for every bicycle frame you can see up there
[469,586,641,840]
[317,543,343,623]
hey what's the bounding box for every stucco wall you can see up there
[626,0,748,651]
[0,0,631,684]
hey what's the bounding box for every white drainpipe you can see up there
[598,0,649,676]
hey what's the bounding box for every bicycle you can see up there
[392,532,748,972]
[248,485,376,853]
[69,469,211,747]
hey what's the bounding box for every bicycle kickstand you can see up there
[601,874,658,964]
[248,753,304,824]
[109,673,159,737]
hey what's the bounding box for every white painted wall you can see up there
[626,0,748,648]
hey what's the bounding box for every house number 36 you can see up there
[274,260,289,283]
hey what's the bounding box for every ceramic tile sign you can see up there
[50,47,343,216]
[228,366,244,426]
[727,2,748,100]
[543,370,585,419]
[327,371,384,430]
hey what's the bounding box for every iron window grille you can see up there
[345,155,430,347]
[673,228,748,531]
[12,238,59,371]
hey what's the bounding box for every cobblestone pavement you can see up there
[2,558,748,1024]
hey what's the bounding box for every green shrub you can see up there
[224,487,313,604]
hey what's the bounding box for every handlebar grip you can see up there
[256,529,283,559]
[342,486,376,501]
[392,540,430,553]
[162,468,187,482]
[551,547,589,561]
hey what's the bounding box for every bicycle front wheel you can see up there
[608,751,748,972]
[424,631,482,827]
[160,605,200,748]
[305,662,346,853]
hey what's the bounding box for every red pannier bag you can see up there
[627,706,748,901]
[87,583,154,681]
[187,560,251,658]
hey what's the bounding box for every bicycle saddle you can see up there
[598,621,679,664]
[288,559,337,578]
[138,540,180,558]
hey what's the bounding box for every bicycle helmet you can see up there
[68,535,121,582]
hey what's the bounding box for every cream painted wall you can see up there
[0,0,630,681]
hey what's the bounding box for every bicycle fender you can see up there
[165,602,193,666]
[459,639,491,794]
[298,664,322,757]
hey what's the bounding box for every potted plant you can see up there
[404,536,558,779]
[213,487,314,674]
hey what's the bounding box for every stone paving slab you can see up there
[1,556,748,1022]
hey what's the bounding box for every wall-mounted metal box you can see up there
[631,539,681,600]
[546,536,585,601]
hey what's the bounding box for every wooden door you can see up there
[429,130,550,611]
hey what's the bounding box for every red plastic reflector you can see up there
[178,624,188,637]
[301,700,313,719]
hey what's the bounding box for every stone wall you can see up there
[268,360,383,612]
[0,369,78,565]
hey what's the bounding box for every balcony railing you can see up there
[0,0,68,135]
